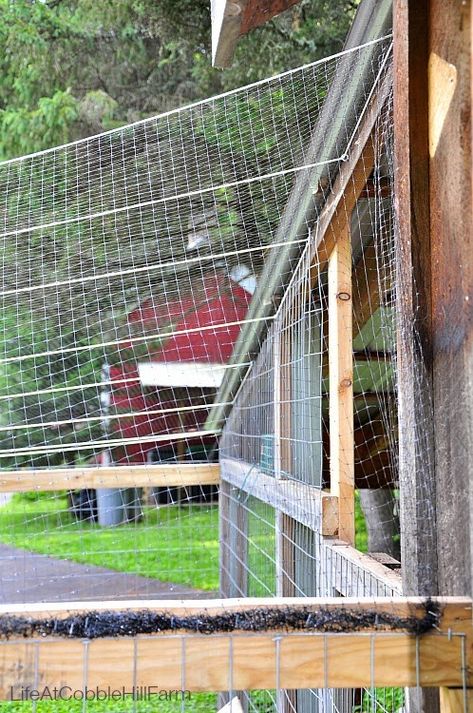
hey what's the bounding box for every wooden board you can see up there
[0,463,220,492]
[0,597,471,696]
[211,0,301,67]
[308,68,392,291]
[221,458,338,537]
[328,223,355,544]
[428,0,472,597]
[322,540,403,596]
[439,688,473,713]
[393,0,438,600]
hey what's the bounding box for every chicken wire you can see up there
[0,32,446,713]
[219,54,406,713]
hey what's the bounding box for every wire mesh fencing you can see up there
[0,30,455,713]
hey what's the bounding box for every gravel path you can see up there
[0,544,214,604]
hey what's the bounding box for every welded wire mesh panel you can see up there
[0,40,385,469]
[0,37,393,624]
[218,45,406,712]
[0,601,470,713]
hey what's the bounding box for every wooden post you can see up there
[439,688,473,713]
[393,4,438,712]
[394,1,472,710]
[393,0,438,599]
[328,222,354,545]
[219,478,249,712]
[219,480,248,599]
[428,0,472,597]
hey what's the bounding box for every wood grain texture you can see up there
[322,540,403,596]
[0,464,220,492]
[240,0,301,34]
[429,0,472,596]
[0,597,471,696]
[221,457,338,537]
[328,223,355,544]
[393,0,438,600]
[439,687,473,713]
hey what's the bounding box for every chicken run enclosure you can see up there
[0,1,472,712]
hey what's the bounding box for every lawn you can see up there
[0,491,380,712]
[0,493,220,591]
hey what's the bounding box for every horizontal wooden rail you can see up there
[221,457,338,536]
[0,463,220,492]
[0,597,471,695]
[323,540,403,596]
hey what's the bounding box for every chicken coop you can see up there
[0,0,472,712]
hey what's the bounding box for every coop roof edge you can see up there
[205,0,393,433]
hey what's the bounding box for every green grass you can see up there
[0,493,220,591]
[355,491,368,553]
[0,492,396,713]
[0,493,220,711]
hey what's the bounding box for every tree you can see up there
[0,0,357,476]
[0,0,356,160]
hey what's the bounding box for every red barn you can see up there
[106,268,253,465]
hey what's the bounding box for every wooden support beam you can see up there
[0,463,220,492]
[221,458,338,537]
[322,541,403,596]
[0,597,471,695]
[308,67,392,290]
[393,0,438,600]
[220,478,248,598]
[328,223,354,544]
[352,241,391,340]
[428,0,472,597]
[439,688,473,713]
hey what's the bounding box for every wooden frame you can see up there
[0,463,220,492]
[328,222,355,545]
[221,458,338,537]
[0,597,471,696]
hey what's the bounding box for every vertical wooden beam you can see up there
[220,479,248,598]
[429,0,472,597]
[274,315,296,597]
[439,688,473,713]
[328,222,354,545]
[394,5,439,711]
[219,478,248,711]
[393,0,438,597]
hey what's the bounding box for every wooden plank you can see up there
[308,68,392,291]
[393,0,438,601]
[0,463,220,492]
[240,0,301,34]
[220,479,248,598]
[211,0,301,67]
[328,223,354,544]
[1,595,469,623]
[211,0,245,68]
[0,597,471,695]
[428,0,472,597]
[440,688,473,713]
[322,540,403,596]
[352,241,391,340]
[221,458,338,537]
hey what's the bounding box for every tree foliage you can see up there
[0,0,356,466]
[0,0,356,160]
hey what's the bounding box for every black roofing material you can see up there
[0,599,440,640]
